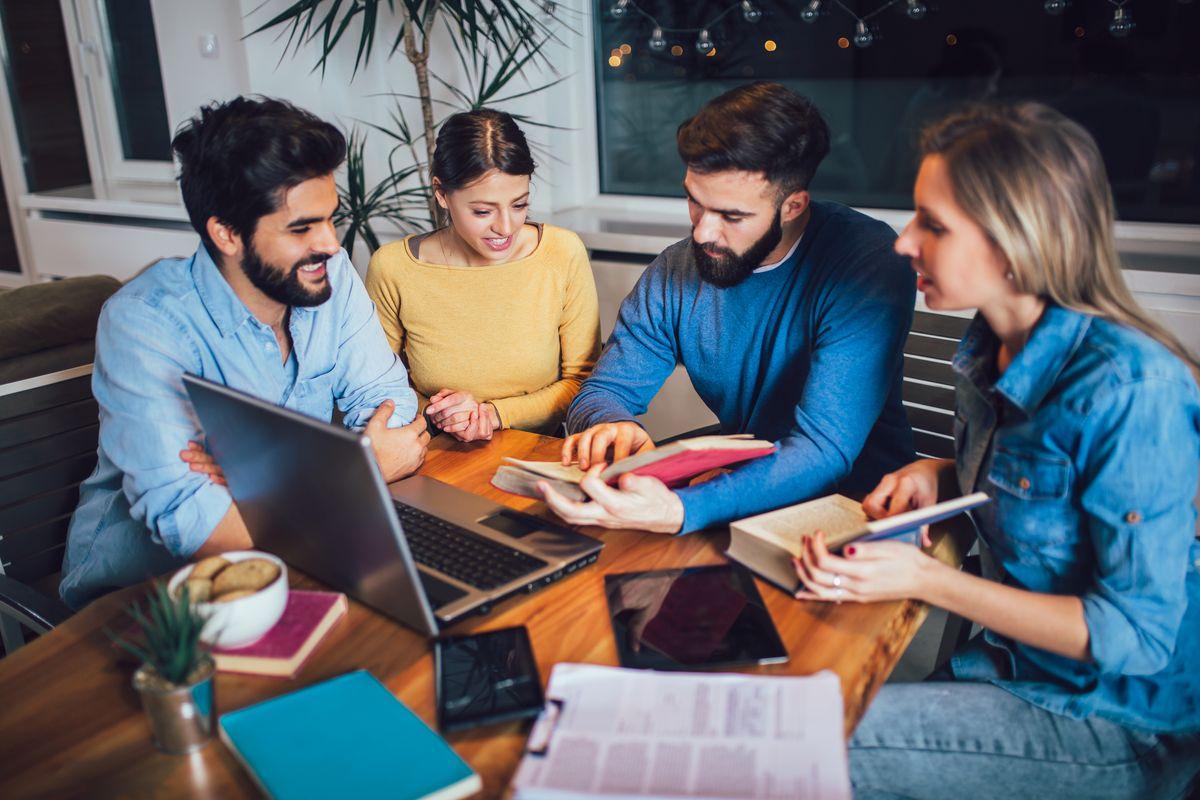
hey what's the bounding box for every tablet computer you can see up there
[604,563,788,671]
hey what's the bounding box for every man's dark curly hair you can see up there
[171,96,346,254]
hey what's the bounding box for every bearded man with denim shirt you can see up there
[60,98,427,609]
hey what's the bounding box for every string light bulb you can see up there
[609,0,629,20]
[648,26,667,52]
[1044,0,1069,13]
[741,1,763,23]
[1109,6,1134,36]
[801,0,822,24]
[853,19,874,47]
[906,0,928,20]
[695,28,714,54]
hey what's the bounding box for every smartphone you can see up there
[434,625,544,733]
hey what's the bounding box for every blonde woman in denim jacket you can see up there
[795,103,1200,799]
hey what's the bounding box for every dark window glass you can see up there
[0,159,18,272]
[100,0,170,162]
[0,0,91,193]
[595,1,1200,225]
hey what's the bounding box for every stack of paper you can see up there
[512,664,851,799]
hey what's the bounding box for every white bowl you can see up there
[168,550,288,648]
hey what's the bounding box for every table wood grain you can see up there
[0,429,969,799]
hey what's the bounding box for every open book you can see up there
[491,434,776,502]
[727,492,990,594]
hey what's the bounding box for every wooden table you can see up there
[0,430,969,798]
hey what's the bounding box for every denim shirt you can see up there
[949,303,1200,733]
[60,245,417,609]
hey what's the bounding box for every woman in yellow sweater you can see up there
[365,109,601,441]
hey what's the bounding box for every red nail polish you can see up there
[846,546,857,556]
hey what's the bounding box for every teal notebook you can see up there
[219,670,481,800]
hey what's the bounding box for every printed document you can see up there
[512,664,851,799]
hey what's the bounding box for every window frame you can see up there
[58,0,173,186]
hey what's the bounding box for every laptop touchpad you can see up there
[419,570,468,608]
[478,509,547,539]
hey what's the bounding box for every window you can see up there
[594,1,1200,225]
[97,0,171,163]
[0,0,93,272]
[64,0,173,183]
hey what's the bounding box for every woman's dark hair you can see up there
[171,96,346,252]
[676,81,830,198]
[431,109,536,192]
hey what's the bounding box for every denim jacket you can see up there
[60,245,418,610]
[949,303,1200,734]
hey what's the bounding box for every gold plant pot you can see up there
[131,655,216,755]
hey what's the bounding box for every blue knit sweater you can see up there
[566,201,917,532]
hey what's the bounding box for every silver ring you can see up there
[835,587,845,603]
[832,574,843,588]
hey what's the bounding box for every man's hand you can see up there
[366,400,430,482]
[861,458,953,520]
[181,441,226,486]
[538,465,684,534]
[561,422,654,469]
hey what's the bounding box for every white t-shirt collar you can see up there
[753,231,804,274]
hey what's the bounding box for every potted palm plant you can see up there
[247,0,572,251]
[110,583,215,755]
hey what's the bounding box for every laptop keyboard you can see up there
[395,502,548,590]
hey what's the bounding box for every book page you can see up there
[502,458,586,483]
[735,495,868,553]
[513,664,851,800]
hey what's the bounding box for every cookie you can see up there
[190,556,231,581]
[213,589,257,603]
[183,578,212,603]
[211,558,281,596]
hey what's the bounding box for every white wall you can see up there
[151,0,251,135]
[230,0,594,228]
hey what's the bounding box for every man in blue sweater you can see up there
[540,82,916,535]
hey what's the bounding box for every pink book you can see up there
[213,591,348,679]
[491,434,777,502]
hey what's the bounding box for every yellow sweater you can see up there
[365,224,601,434]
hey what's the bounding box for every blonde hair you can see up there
[920,102,1199,376]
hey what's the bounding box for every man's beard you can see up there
[240,238,332,308]
[691,209,784,288]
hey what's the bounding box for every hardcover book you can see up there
[491,434,776,502]
[212,590,347,679]
[220,670,481,800]
[726,492,991,593]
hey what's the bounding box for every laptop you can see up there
[182,374,603,636]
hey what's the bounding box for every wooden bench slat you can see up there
[904,332,958,362]
[0,515,70,562]
[0,399,99,450]
[0,454,96,508]
[0,426,99,480]
[905,405,955,438]
[903,355,956,387]
[0,485,81,533]
[914,430,956,459]
[912,311,971,340]
[0,375,92,422]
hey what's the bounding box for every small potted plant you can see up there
[110,582,215,754]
